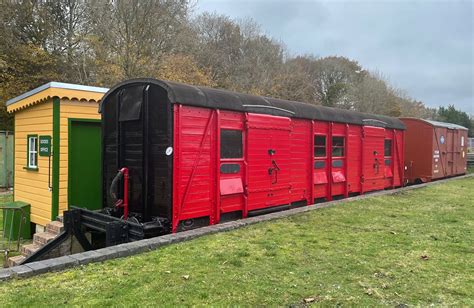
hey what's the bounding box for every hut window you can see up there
[314,135,326,157]
[221,129,243,159]
[27,135,38,169]
[384,139,392,157]
[332,136,345,157]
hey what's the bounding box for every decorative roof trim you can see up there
[6,82,109,113]
[6,82,109,106]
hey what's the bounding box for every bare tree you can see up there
[89,0,190,84]
[47,0,92,82]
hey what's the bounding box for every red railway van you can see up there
[100,79,405,233]
[400,118,468,184]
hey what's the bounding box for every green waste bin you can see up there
[2,201,31,241]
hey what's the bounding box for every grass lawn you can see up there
[0,177,473,306]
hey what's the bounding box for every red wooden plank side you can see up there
[346,125,362,194]
[246,113,291,210]
[361,126,386,192]
[289,119,311,204]
[171,103,406,231]
[174,105,216,231]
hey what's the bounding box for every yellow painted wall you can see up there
[13,98,101,226]
[14,100,53,226]
[58,99,101,214]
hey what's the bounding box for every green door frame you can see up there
[67,118,102,209]
[52,97,60,220]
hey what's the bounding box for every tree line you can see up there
[1,0,472,135]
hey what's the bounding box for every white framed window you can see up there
[461,136,464,147]
[28,135,38,169]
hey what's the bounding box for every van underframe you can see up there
[21,207,168,265]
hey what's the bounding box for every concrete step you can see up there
[8,255,25,267]
[33,232,57,246]
[46,221,64,235]
[21,243,41,258]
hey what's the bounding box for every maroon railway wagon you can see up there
[96,79,405,234]
[400,118,468,184]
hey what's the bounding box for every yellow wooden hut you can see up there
[6,82,108,228]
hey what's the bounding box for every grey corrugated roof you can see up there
[100,78,406,130]
[6,82,109,106]
[423,119,468,130]
[400,118,469,130]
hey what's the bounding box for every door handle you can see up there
[272,160,280,171]
[373,158,380,174]
[268,160,281,184]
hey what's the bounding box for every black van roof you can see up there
[100,78,406,130]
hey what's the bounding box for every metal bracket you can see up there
[105,221,129,246]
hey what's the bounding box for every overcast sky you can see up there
[196,0,473,114]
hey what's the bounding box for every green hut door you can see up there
[68,120,102,210]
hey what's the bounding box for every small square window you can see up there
[332,147,344,157]
[384,139,392,157]
[332,137,344,147]
[221,129,243,159]
[314,135,327,157]
[315,147,326,157]
[315,136,326,146]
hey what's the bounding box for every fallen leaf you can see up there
[182,275,190,280]
[420,255,429,260]
[304,297,315,303]
[164,270,171,274]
